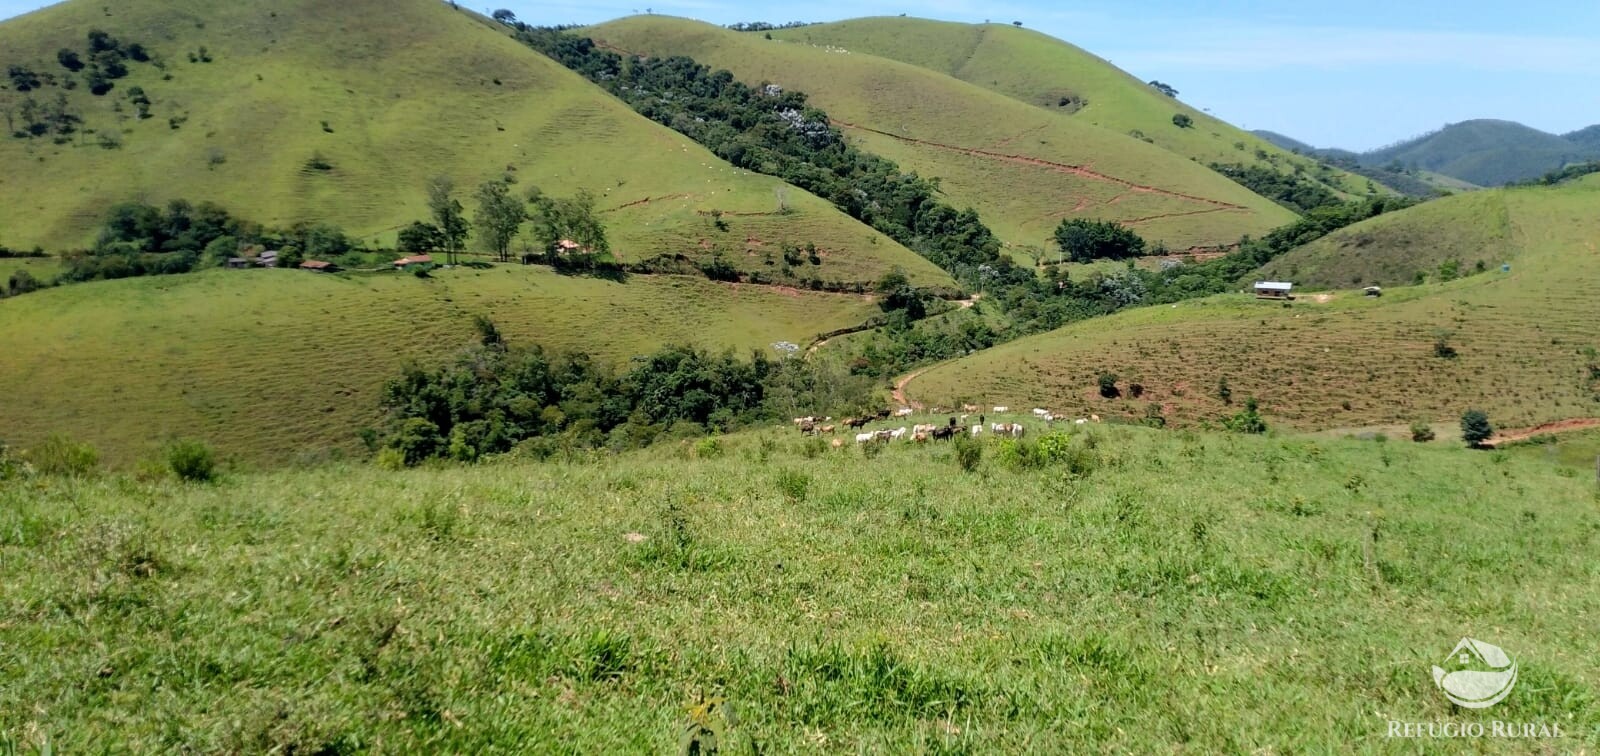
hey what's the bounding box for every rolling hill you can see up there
[906,174,1600,431]
[0,266,883,464]
[767,18,1371,200]
[1364,120,1600,186]
[1566,125,1600,151]
[0,0,947,285]
[585,17,1298,259]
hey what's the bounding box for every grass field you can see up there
[0,266,881,464]
[1,422,1594,750]
[587,17,1298,255]
[770,18,1373,199]
[0,0,945,286]
[1258,191,1515,289]
[908,175,1600,432]
[0,256,61,285]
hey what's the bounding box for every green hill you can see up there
[0,266,883,463]
[1566,124,1600,151]
[767,18,1372,199]
[1257,191,1513,288]
[907,174,1600,431]
[586,17,1298,259]
[0,0,946,285]
[1363,119,1600,186]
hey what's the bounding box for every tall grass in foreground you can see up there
[0,424,1595,751]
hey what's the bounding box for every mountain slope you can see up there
[1564,124,1600,151]
[1364,120,1600,186]
[586,17,1297,259]
[0,0,947,284]
[768,18,1371,199]
[0,267,882,463]
[908,175,1600,430]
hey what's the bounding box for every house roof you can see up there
[300,260,333,269]
[556,239,584,251]
[1253,281,1294,291]
[394,254,433,265]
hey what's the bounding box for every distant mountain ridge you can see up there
[1256,120,1600,187]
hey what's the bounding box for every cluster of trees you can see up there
[57,200,357,283]
[726,21,815,32]
[4,29,159,142]
[1148,81,1179,98]
[1512,161,1600,187]
[376,327,876,464]
[1208,163,1343,214]
[399,177,610,265]
[1052,218,1147,262]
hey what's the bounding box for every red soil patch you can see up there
[1485,418,1600,448]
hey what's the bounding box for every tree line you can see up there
[374,323,876,465]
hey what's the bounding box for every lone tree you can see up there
[474,179,526,262]
[1172,113,1194,128]
[425,176,470,264]
[1460,410,1494,448]
[491,8,518,24]
[1098,372,1120,398]
[1148,80,1178,97]
[1054,218,1146,263]
[397,221,444,254]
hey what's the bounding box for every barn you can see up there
[1253,281,1294,300]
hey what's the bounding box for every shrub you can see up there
[1433,336,1458,359]
[1460,410,1493,448]
[1224,397,1268,434]
[28,435,99,477]
[1172,113,1194,128]
[861,439,882,459]
[799,436,827,458]
[996,438,1040,470]
[1142,403,1166,428]
[1217,377,1232,404]
[1097,372,1120,398]
[694,436,724,459]
[952,434,982,472]
[1409,421,1435,443]
[165,439,216,482]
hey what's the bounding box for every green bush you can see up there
[374,447,408,471]
[1460,410,1493,448]
[28,435,99,477]
[996,439,1041,470]
[1409,421,1436,443]
[694,437,724,459]
[165,439,216,482]
[1224,398,1268,434]
[799,436,827,459]
[953,434,982,472]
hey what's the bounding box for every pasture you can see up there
[770,17,1372,199]
[909,176,1600,432]
[0,266,881,464]
[1,421,1595,751]
[0,0,945,286]
[587,17,1297,252]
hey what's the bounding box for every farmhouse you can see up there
[394,254,433,270]
[555,239,588,254]
[226,257,250,269]
[299,260,337,273]
[258,250,280,268]
[1253,281,1294,300]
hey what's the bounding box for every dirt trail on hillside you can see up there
[831,120,1248,209]
[892,367,930,410]
[1485,418,1600,448]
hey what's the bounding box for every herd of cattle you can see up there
[793,405,1101,446]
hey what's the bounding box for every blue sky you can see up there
[4,0,1595,150]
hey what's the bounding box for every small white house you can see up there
[1253,281,1294,300]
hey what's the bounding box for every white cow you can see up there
[992,406,1009,413]
[854,432,875,444]
[1074,418,1089,425]
[1032,408,1050,417]
[970,424,984,437]
[889,426,908,440]
[895,407,915,417]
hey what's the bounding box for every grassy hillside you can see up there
[1364,120,1600,186]
[0,266,881,463]
[587,17,1297,259]
[909,175,1600,431]
[1257,191,1513,289]
[0,0,946,285]
[2,423,1595,750]
[769,19,1371,198]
